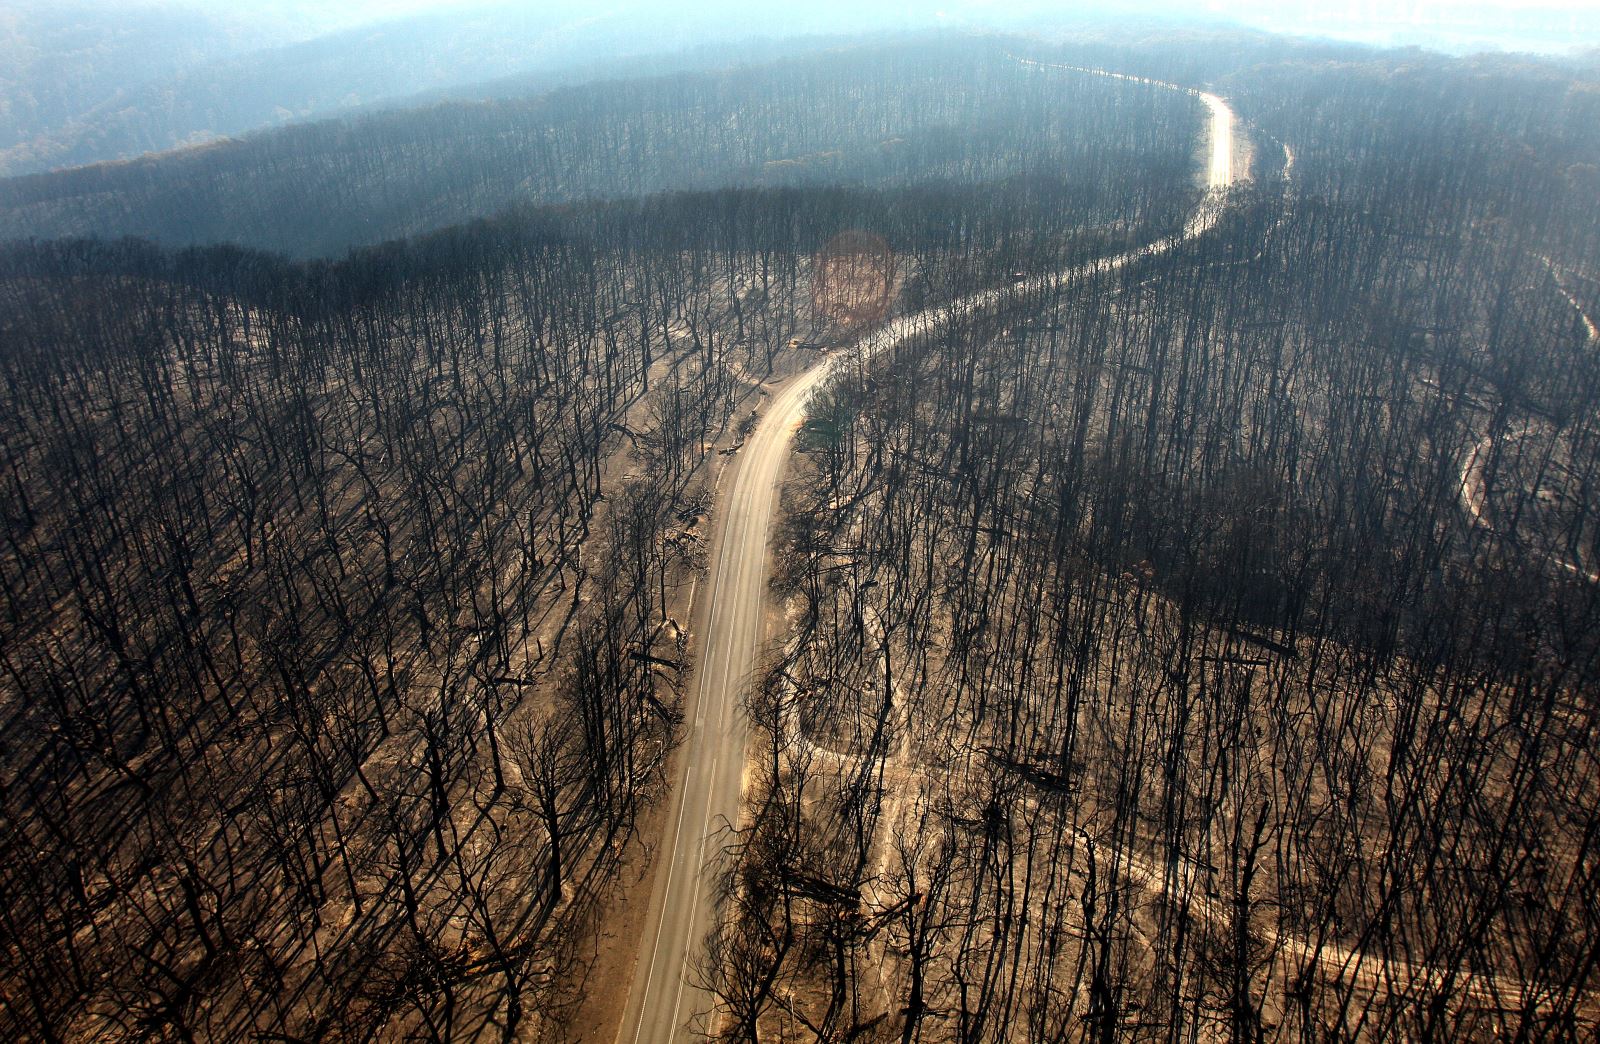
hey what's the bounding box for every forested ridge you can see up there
[0,41,1194,258]
[1,25,1598,1044]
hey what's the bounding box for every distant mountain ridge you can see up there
[0,3,623,176]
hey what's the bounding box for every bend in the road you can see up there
[619,61,1243,1044]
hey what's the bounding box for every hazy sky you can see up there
[307,0,1600,51]
[56,0,1600,54]
[1218,0,1598,51]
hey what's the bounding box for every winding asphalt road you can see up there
[618,62,1243,1043]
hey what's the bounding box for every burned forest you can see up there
[719,40,1600,1044]
[0,17,1598,1044]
